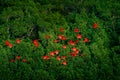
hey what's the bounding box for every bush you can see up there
[0,0,120,80]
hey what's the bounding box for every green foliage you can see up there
[0,0,120,80]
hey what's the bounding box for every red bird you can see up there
[45,35,50,39]
[54,39,59,43]
[84,38,89,43]
[62,61,67,65]
[10,59,15,62]
[16,56,21,60]
[49,52,55,56]
[74,28,79,33]
[56,56,61,61]
[8,44,13,48]
[59,28,64,32]
[62,56,66,60]
[5,40,10,46]
[54,50,59,54]
[43,55,50,60]
[72,47,77,51]
[76,34,82,39]
[70,52,77,57]
[22,59,27,62]
[93,23,98,28]
[69,40,75,46]
[58,34,63,39]
[33,40,39,47]
[16,39,21,44]
[61,36,67,40]
[62,45,67,49]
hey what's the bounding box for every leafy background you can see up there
[0,0,120,80]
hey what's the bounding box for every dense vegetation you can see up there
[0,0,120,80]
